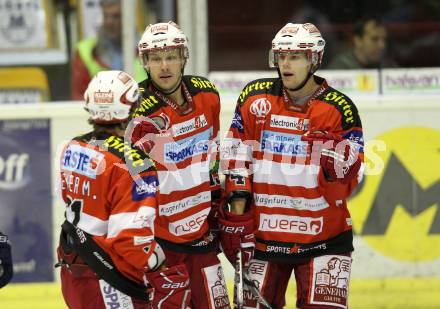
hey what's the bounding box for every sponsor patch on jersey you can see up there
[270,114,309,131]
[254,193,329,211]
[132,176,158,201]
[171,114,208,137]
[168,207,210,236]
[133,235,154,246]
[62,144,104,179]
[343,130,364,153]
[260,130,308,157]
[99,280,134,309]
[231,106,244,133]
[309,255,352,308]
[259,213,323,235]
[164,128,212,163]
[202,264,230,308]
[159,191,211,216]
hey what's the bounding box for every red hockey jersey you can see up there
[133,76,221,251]
[60,132,158,283]
[222,76,364,261]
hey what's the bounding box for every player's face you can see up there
[146,49,184,92]
[277,51,311,89]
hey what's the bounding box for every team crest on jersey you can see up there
[250,98,271,118]
[171,114,208,137]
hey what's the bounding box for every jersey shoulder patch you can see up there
[134,80,164,116]
[317,87,361,130]
[184,75,219,95]
[238,78,280,105]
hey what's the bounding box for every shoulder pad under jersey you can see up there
[184,75,219,95]
[237,78,280,105]
[317,87,362,130]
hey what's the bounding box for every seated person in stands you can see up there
[327,16,396,69]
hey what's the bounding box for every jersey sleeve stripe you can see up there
[107,206,156,238]
[68,210,108,236]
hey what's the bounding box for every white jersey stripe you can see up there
[107,206,156,238]
[65,207,108,236]
[158,161,210,195]
[252,159,320,189]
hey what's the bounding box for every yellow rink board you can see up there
[1,278,439,309]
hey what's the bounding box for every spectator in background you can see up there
[327,16,396,69]
[70,0,147,100]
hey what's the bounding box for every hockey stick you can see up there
[235,249,273,309]
[242,270,273,309]
[235,250,244,309]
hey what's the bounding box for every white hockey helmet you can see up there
[84,70,139,124]
[138,21,189,68]
[269,23,325,71]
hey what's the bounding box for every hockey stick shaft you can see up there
[235,250,244,308]
[242,269,273,309]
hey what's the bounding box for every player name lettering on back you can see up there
[61,172,92,197]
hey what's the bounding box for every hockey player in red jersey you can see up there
[130,21,230,309]
[220,23,364,309]
[56,70,191,309]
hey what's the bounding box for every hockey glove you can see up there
[218,206,255,266]
[302,131,361,184]
[145,264,191,309]
[0,232,13,288]
[131,118,160,153]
